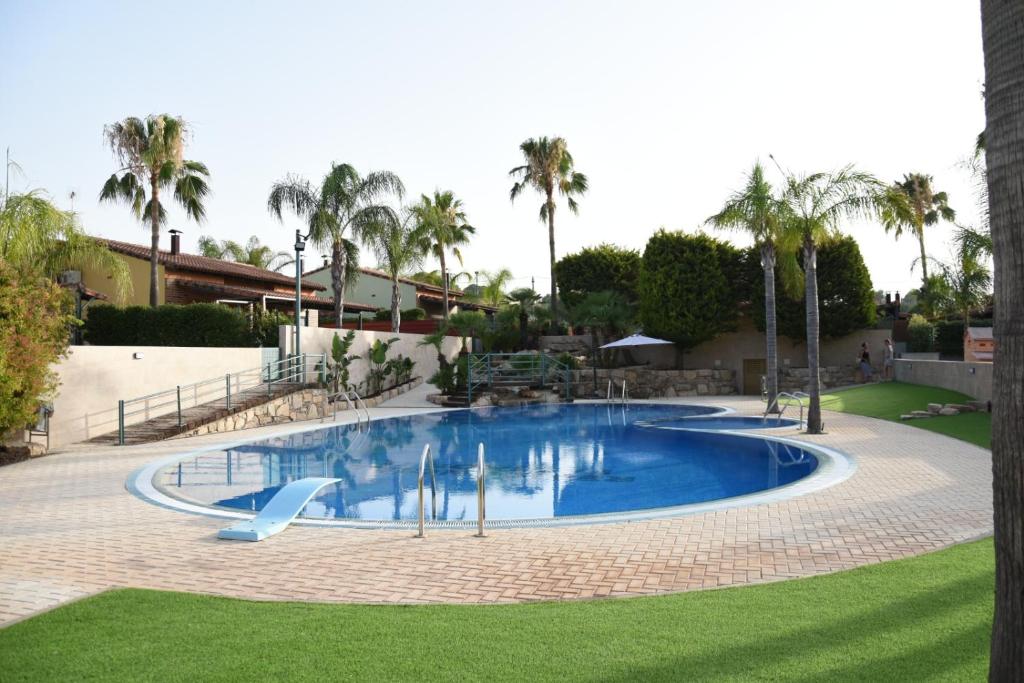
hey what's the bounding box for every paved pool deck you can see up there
[0,389,993,626]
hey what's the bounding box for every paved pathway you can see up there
[0,395,992,626]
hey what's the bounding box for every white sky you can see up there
[1,1,986,295]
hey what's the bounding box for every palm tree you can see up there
[0,191,131,301]
[197,235,293,271]
[570,290,634,368]
[509,137,588,327]
[411,190,475,321]
[707,162,799,412]
[100,115,210,306]
[940,241,991,328]
[507,287,542,350]
[267,163,404,324]
[479,268,514,307]
[881,173,956,308]
[778,166,884,434]
[364,210,427,333]
[980,3,1024,672]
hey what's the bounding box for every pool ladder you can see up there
[764,391,808,427]
[326,388,370,426]
[416,442,486,538]
[606,379,627,403]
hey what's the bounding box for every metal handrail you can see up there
[475,442,486,538]
[606,378,627,403]
[416,443,438,538]
[765,391,806,426]
[349,388,370,424]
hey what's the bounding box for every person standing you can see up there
[883,338,895,381]
[859,342,873,383]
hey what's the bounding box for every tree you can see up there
[570,290,634,367]
[197,235,292,272]
[0,261,76,436]
[448,310,488,354]
[940,241,991,328]
[411,190,475,321]
[881,173,956,311]
[980,1,1024,674]
[509,137,588,326]
[555,243,641,311]
[100,115,210,306]
[0,191,131,300]
[778,167,883,434]
[506,287,542,350]
[707,162,798,411]
[364,210,427,333]
[637,230,745,356]
[267,163,404,324]
[477,268,514,308]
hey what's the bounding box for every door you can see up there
[742,358,767,395]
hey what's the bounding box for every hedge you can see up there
[84,304,256,347]
[373,307,427,321]
[934,319,993,357]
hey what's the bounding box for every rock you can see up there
[927,403,943,414]
[899,414,917,420]
[939,407,960,416]
[968,400,989,412]
[947,403,974,412]
[1,440,47,458]
[911,410,933,418]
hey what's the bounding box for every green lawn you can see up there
[815,382,992,449]
[0,539,994,682]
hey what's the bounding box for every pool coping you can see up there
[126,402,856,531]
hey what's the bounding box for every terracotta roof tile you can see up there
[171,279,376,311]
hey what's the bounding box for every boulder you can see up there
[938,407,960,416]
[899,414,918,420]
[927,403,943,414]
[911,410,933,418]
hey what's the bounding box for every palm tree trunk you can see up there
[762,243,779,413]
[149,175,160,307]
[440,250,450,321]
[803,238,823,434]
[391,277,402,334]
[982,0,1024,676]
[331,240,345,326]
[547,194,558,330]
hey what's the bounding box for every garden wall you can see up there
[46,346,265,448]
[572,367,736,398]
[894,359,993,401]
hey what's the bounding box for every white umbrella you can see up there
[599,334,674,349]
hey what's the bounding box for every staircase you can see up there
[442,353,574,407]
[91,354,325,446]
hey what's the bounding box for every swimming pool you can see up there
[635,415,803,430]
[147,403,852,527]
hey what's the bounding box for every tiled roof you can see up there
[101,239,326,291]
[171,279,377,311]
[303,263,464,296]
[416,291,497,312]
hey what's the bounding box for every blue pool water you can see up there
[158,403,818,523]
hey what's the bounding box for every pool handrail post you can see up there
[540,353,547,388]
[475,442,486,537]
[117,399,125,445]
[416,443,437,538]
[467,359,472,406]
[176,385,182,428]
[225,374,232,411]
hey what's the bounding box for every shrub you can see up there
[252,309,291,348]
[83,303,255,347]
[0,263,76,435]
[907,314,936,352]
[555,243,641,310]
[401,307,426,321]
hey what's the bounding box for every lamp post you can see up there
[294,229,306,377]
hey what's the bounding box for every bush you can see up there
[84,303,255,347]
[555,243,641,310]
[934,319,992,357]
[907,314,935,352]
[374,307,427,322]
[252,309,291,347]
[0,263,76,435]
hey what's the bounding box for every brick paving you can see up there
[0,397,993,627]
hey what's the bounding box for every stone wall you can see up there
[894,359,992,401]
[572,367,736,398]
[778,364,863,392]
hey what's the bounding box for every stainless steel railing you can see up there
[764,391,808,426]
[475,442,486,538]
[606,378,627,403]
[415,442,487,538]
[416,444,437,538]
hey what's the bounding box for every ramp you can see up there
[218,477,340,541]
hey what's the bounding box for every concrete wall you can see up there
[894,359,993,401]
[80,253,159,306]
[280,325,462,392]
[47,346,265,448]
[306,268,417,317]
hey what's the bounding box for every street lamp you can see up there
[294,229,307,376]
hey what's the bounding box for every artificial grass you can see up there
[815,382,992,449]
[0,538,994,682]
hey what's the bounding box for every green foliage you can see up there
[251,309,290,347]
[907,314,936,352]
[555,244,640,310]
[428,365,456,395]
[0,262,76,435]
[448,310,487,352]
[637,230,744,351]
[365,337,400,395]
[391,355,415,385]
[197,235,292,272]
[554,352,579,369]
[374,307,426,322]
[751,237,877,340]
[327,330,360,393]
[83,303,254,347]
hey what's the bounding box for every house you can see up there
[302,262,497,323]
[79,231,377,325]
[964,326,995,362]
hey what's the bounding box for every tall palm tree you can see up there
[507,287,542,350]
[479,268,514,307]
[707,162,798,412]
[940,241,991,328]
[509,137,588,327]
[412,190,475,321]
[100,115,210,306]
[778,166,884,434]
[980,1,1024,674]
[0,191,131,301]
[197,235,293,272]
[267,163,404,324]
[881,173,956,308]
[364,210,427,333]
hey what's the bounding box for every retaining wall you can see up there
[894,359,993,401]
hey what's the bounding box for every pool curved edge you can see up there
[126,415,858,531]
